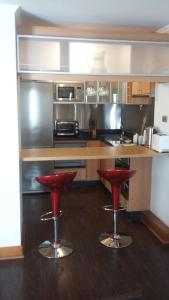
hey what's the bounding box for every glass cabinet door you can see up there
[85,81,97,103]
[69,41,131,74]
[18,35,169,75]
[18,35,70,73]
[98,81,111,103]
[111,81,127,104]
[111,81,119,103]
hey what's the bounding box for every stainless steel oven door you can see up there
[54,141,86,168]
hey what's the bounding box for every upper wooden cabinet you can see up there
[126,82,155,104]
[131,82,151,96]
[17,35,169,76]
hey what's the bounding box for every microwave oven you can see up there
[55,82,84,102]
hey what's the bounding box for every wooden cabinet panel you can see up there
[128,157,152,211]
[100,142,115,192]
[86,140,101,180]
[100,153,152,212]
[132,82,151,95]
[127,82,155,104]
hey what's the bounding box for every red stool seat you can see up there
[36,172,76,258]
[97,169,136,248]
[36,172,76,190]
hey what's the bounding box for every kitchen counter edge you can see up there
[21,145,168,162]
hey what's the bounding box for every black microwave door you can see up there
[58,86,75,99]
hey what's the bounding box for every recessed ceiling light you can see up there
[156,24,169,34]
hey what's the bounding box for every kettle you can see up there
[144,126,154,147]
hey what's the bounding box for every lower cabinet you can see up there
[125,157,152,212]
[100,152,152,212]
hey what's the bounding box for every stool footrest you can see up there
[40,210,63,221]
[102,205,125,212]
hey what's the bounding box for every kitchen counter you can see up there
[53,129,133,145]
[21,145,167,161]
[54,129,122,141]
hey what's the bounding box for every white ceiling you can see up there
[1,0,169,29]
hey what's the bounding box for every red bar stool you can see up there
[36,172,76,259]
[97,169,136,249]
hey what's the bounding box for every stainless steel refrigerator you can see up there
[20,81,54,193]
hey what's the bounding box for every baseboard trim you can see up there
[0,245,24,260]
[142,210,169,244]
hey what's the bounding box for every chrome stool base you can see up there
[38,240,73,258]
[99,232,132,248]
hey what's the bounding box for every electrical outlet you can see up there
[162,115,168,123]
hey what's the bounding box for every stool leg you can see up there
[38,190,74,259]
[54,217,59,244]
[113,209,117,237]
[99,184,132,249]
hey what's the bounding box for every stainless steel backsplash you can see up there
[53,103,154,132]
[53,104,122,129]
[121,104,154,134]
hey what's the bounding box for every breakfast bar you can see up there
[21,144,168,213]
[21,144,165,161]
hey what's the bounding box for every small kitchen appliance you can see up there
[152,134,169,152]
[144,126,154,147]
[54,120,79,136]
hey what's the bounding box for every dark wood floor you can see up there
[1,184,169,300]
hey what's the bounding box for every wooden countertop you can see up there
[21,145,167,161]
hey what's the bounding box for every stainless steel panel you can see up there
[21,81,53,148]
[53,103,121,129]
[54,104,75,121]
[22,161,54,193]
[121,104,154,135]
[101,104,121,129]
[20,81,54,193]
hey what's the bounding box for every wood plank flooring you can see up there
[1,184,169,299]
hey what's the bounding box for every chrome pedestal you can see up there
[38,240,73,258]
[99,232,132,248]
[39,215,73,259]
[99,208,132,249]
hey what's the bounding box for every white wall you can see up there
[0,5,21,247]
[151,83,169,226]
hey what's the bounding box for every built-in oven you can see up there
[115,158,130,199]
[54,141,86,168]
